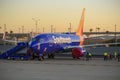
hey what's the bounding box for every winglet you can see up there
[76,8,85,46]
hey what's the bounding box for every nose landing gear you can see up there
[38,56,44,61]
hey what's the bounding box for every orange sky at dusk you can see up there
[0,0,120,33]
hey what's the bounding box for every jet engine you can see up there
[72,48,82,59]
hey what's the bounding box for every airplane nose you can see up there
[29,41,34,49]
[29,41,38,50]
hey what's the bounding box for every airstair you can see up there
[0,42,28,59]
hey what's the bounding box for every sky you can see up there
[0,0,120,33]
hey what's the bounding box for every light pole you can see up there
[43,27,44,33]
[0,26,2,33]
[21,25,24,33]
[19,28,21,33]
[4,24,6,33]
[96,27,98,44]
[68,23,71,33]
[32,18,40,34]
[51,25,53,33]
[115,24,117,45]
[3,24,7,45]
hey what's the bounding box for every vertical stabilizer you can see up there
[76,8,85,46]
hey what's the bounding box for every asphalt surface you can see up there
[0,58,120,80]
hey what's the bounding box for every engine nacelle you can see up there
[72,48,82,59]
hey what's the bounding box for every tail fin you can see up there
[76,8,85,46]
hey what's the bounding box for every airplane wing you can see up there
[64,42,120,49]
[83,42,120,47]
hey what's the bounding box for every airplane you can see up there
[29,8,120,60]
[2,8,120,60]
[29,8,86,60]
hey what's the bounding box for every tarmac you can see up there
[0,58,120,80]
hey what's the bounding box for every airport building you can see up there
[0,32,120,45]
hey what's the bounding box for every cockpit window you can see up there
[32,37,44,43]
[38,38,44,43]
[32,38,36,42]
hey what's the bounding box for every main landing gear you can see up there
[38,54,55,61]
[48,54,55,59]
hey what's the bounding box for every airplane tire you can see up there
[51,54,55,59]
[42,56,44,60]
[38,56,44,61]
[7,57,11,60]
[12,58,15,60]
[73,56,75,59]
[48,54,54,59]
[20,57,24,60]
[48,54,51,59]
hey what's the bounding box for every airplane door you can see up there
[46,35,54,52]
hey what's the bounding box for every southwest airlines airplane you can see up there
[28,8,86,60]
[2,8,119,60]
